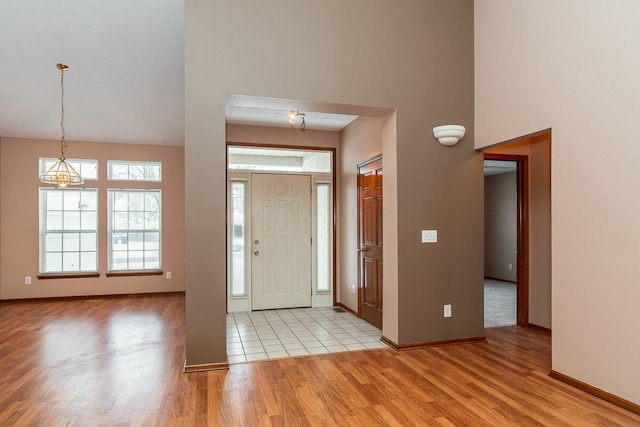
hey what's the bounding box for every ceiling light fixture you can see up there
[40,63,84,187]
[288,110,306,130]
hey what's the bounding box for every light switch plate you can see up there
[421,230,438,243]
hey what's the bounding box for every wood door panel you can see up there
[358,156,383,329]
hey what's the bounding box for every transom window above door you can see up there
[228,147,331,173]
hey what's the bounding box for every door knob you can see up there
[253,250,260,256]
[357,247,365,253]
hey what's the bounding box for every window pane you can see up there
[45,233,62,252]
[40,158,97,181]
[113,192,129,211]
[129,193,144,210]
[81,211,96,230]
[145,250,160,269]
[47,191,63,210]
[40,188,98,273]
[129,251,144,269]
[63,191,80,210]
[80,233,96,251]
[316,183,331,293]
[114,212,128,230]
[111,164,129,180]
[113,233,128,250]
[129,165,145,180]
[146,212,160,230]
[112,251,128,270]
[108,161,162,182]
[63,211,80,230]
[145,193,160,212]
[129,212,144,230]
[45,253,62,272]
[62,252,80,271]
[80,192,97,210]
[108,190,162,271]
[63,233,80,252]
[145,232,160,250]
[145,164,161,181]
[230,181,246,297]
[80,252,97,271]
[46,211,63,230]
[129,232,144,250]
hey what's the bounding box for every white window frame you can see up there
[107,189,162,272]
[107,160,162,182]
[39,188,99,274]
[39,158,98,181]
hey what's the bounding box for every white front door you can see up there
[251,173,312,310]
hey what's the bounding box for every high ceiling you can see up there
[0,0,185,146]
[0,2,369,147]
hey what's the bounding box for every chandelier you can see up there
[39,63,84,187]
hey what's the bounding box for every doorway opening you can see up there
[484,153,529,327]
[484,159,519,327]
[226,145,335,313]
[482,129,552,331]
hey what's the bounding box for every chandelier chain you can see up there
[60,66,66,157]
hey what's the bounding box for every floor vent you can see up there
[333,307,346,313]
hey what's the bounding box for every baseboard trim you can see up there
[0,291,185,303]
[335,303,358,317]
[549,370,640,415]
[484,276,516,284]
[381,335,487,351]
[528,323,551,333]
[184,361,229,373]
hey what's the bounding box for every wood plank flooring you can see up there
[1,293,639,426]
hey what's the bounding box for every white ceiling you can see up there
[0,3,374,147]
[0,0,185,146]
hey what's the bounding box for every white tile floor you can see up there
[227,306,388,364]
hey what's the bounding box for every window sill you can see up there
[106,270,163,277]
[37,273,100,280]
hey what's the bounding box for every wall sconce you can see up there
[433,125,466,146]
[288,110,306,129]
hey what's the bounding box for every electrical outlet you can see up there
[444,304,452,318]
[508,263,513,270]
[166,271,172,279]
[25,276,32,285]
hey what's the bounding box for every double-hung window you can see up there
[108,190,162,271]
[39,188,98,273]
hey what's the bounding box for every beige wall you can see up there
[0,137,185,299]
[185,0,480,364]
[337,117,383,311]
[476,0,638,402]
[484,171,517,282]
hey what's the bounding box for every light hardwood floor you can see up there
[1,293,638,426]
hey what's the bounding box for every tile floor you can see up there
[227,306,388,364]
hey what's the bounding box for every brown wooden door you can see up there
[358,156,383,329]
